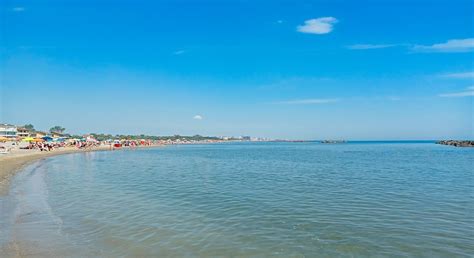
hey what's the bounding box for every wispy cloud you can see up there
[346,44,397,50]
[440,71,474,79]
[173,50,186,55]
[12,7,25,12]
[413,38,474,53]
[347,39,474,53]
[439,87,474,97]
[273,98,340,105]
[193,115,203,120]
[257,77,335,91]
[18,45,56,50]
[297,17,338,35]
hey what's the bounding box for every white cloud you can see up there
[347,44,397,50]
[12,7,25,12]
[413,38,474,53]
[345,39,474,53]
[193,115,203,120]
[440,72,474,79]
[173,50,186,55]
[274,98,339,105]
[297,17,338,35]
[439,87,474,97]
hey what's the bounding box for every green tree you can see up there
[50,126,66,134]
[23,124,35,131]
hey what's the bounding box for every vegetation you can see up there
[23,124,35,131]
[87,133,221,141]
[50,126,66,134]
[18,124,226,141]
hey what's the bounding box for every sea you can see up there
[1,142,473,257]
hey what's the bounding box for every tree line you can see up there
[21,124,224,141]
[22,124,66,134]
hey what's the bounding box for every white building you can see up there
[17,127,30,138]
[0,124,18,139]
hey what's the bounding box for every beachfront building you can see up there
[51,132,65,138]
[49,132,70,138]
[0,124,18,139]
[31,131,48,138]
[16,127,30,138]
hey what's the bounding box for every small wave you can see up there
[2,160,77,256]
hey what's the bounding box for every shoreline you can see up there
[0,145,162,196]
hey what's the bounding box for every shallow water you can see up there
[1,142,473,257]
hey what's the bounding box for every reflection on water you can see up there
[1,143,473,257]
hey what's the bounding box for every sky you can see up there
[1,0,473,140]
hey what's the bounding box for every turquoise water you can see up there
[1,142,473,257]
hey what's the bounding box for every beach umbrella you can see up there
[22,137,35,142]
[55,137,66,142]
[0,136,9,142]
[33,138,45,142]
[42,136,53,142]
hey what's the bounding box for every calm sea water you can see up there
[1,142,473,257]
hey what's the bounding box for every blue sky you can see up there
[1,0,473,140]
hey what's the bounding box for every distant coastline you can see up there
[273,140,439,144]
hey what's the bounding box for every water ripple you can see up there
[2,143,473,257]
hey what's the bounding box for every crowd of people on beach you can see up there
[0,135,233,155]
[26,142,64,151]
[22,139,102,151]
[74,140,101,149]
[25,139,144,151]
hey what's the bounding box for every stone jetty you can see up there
[436,140,474,147]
